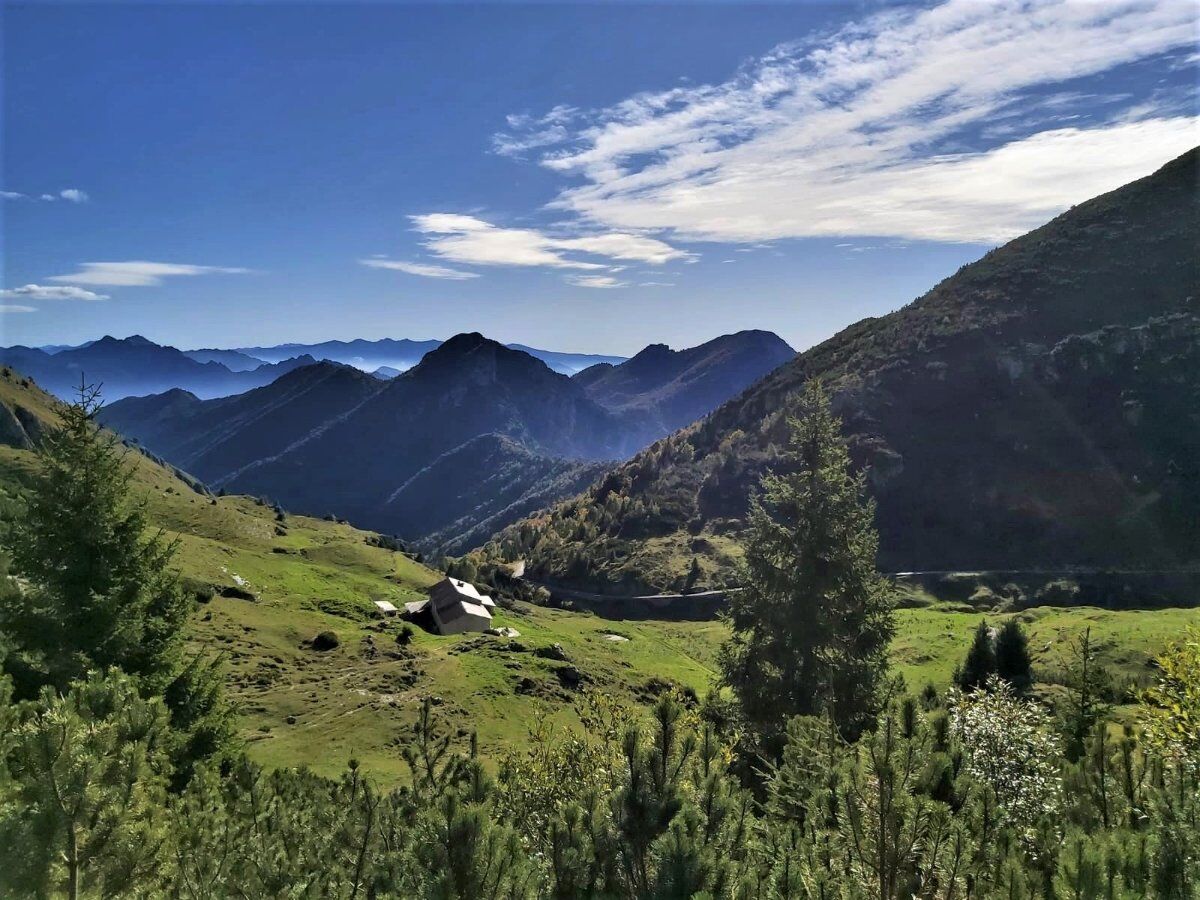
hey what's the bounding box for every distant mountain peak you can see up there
[414,332,553,377]
[630,343,673,360]
[437,331,491,353]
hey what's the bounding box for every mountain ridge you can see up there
[99,328,797,552]
[0,336,318,401]
[575,329,795,434]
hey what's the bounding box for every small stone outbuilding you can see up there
[408,577,496,635]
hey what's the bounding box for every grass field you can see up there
[202,587,1196,783]
[1,370,1195,784]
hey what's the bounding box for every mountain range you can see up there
[209,338,625,377]
[0,335,631,402]
[0,336,319,402]
[477,148,1200,593]
[98,330,794,552]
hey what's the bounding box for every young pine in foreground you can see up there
[3,640,1198,899]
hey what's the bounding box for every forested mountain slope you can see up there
[480,149,1200,593]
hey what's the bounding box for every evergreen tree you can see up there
[1059,627,1113,762]
[2,382,188,692]
[994,618,1033,695]
[719,381,894,744]
[955,620,996,692]
[0,670,171,900]
[0,383,233,778]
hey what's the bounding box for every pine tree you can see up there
[2,382,189,692]
[1059,627,1113,762]
[0,382,233,778]
[719,380,894,744]
[612,694,695,896]
[956,620,996,692]
[0,670,171,900]
[994,619,1033,695]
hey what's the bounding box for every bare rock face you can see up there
[534,643,569,662]
[0,403,32,450]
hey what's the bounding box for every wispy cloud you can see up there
[0,305,37,314]
[493,105,577,157]
[566,274,627,289]
[410,213,691,270]
[0,284,110,302]
[49,261,251,287]
[1,188,89,203]
[501,0,1198,244]
[359,258,480,280]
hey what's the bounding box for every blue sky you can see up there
[2,1,1196,355]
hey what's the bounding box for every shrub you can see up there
[312,631,340,651]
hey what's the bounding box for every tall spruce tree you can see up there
[0,382,232,779]
[719,380,894,744]
[955,620,996,692]
[994,619,1033,695]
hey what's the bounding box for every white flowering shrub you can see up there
[949,675,1062,836]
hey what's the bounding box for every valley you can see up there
[3,156,1195,782]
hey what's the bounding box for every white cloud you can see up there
[493,105,577,157]
[503,0,1198,244]
[1,188,90,203]
[0,305,37,314]
[566,274,627,289]
[49,261,251,287]
[359,258,480,280]
[410,213,691,270]
[0,284,110,302]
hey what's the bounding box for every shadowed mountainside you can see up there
[477,149,1200,593]
[101,328,797,552]
[574,330,794,435]
[99,361,385,485]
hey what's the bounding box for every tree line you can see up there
[0,382,1196,898]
